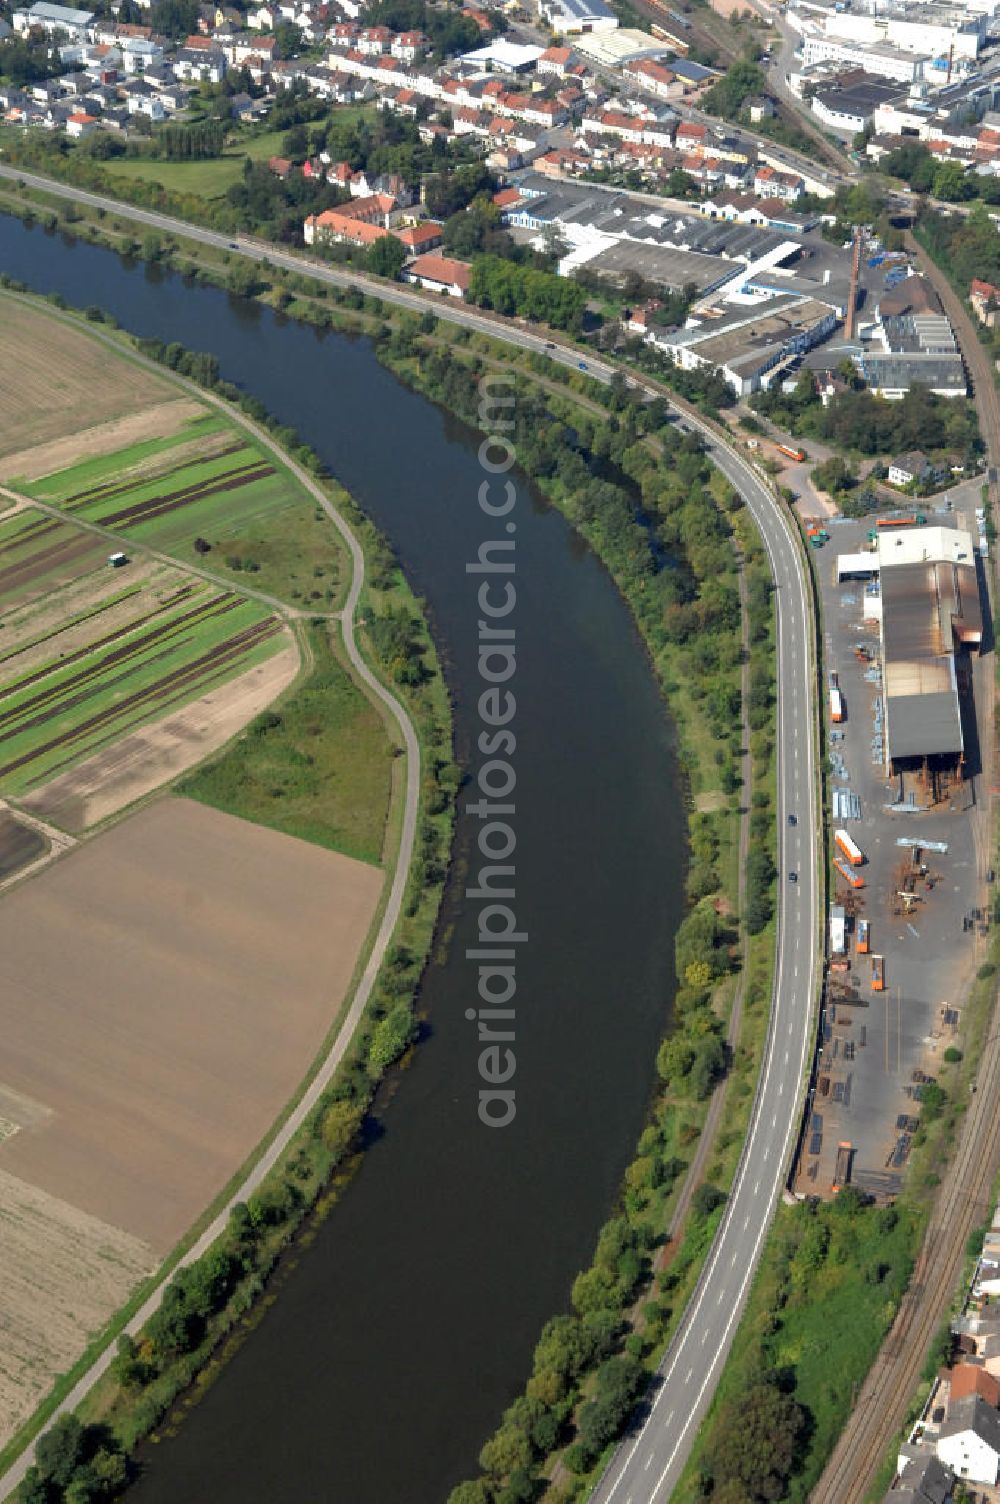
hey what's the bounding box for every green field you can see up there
[0,574,282,793]
[26,416,346,609]
[180,620,393,864]
[99,129,289,199]
[0,509,109,607]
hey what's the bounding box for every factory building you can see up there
[837,526,982,783]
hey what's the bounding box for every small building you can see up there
[949,1365,1000,1408]
[830,904,846,955]
[884,1453,954,1504]
[937,1395,1000,1485]
[66,110,98,136]
[746,94,775,123]
[403,253,472,298]
[888,451,945,490]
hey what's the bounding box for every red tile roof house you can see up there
[950,1365,1000,1408]
[403,253,472,298]
[396,220,444,253]
[268,156,293,179]
[303,209,390,248]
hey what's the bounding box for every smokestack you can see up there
[845,227,862,341]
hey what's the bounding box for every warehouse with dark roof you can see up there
[876,527,982,775]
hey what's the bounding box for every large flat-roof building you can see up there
[876,526,982,774]
[538,0,618,35]
[12,0,93,38]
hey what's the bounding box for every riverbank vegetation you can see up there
[0,293,454,1504]
[343,330,780,1501]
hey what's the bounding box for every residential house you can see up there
[304,208,390,247]
[971,279,1000,329]
[403,252,472,297]
[746,94,775,123]
[883,1453,955,1504]
[949,1366,1000,1408]
[65,109,98,136]
[753,165,804,201]
[396,220,444,253]
[391,29,427,61]
[623,57,682,102]
[173,46,226,80]
[887,451,944,489]
[537,44,572,76]
[936,1396,1000,1485]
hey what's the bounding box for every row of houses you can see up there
[885,1202,1000,1497]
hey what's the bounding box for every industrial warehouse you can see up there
[798,510,986,1207]
[837,523,983,784]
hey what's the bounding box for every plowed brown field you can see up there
[0,303,175,463]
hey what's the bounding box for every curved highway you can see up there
[592,419,820,1504]
[0,172,821,1502]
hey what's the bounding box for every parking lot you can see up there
[794,511,987,1199]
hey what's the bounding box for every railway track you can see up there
[811,240,1000,1504]
[811,1013,1000,1504]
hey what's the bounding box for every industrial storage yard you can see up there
[796,513,988,1200]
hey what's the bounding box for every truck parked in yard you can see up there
[834,857,865,888]
[835,829,864,866]
[857,918,870,954]
[871,955,885,991]
[833,1141,854,1192]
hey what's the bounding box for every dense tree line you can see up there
[467,255,587,331]
[753,375,981,464]
[883,141,1000,206]
[702,59,766,122]
[0,33,66,85]
[360,0,489,59]
[156,121,227,161]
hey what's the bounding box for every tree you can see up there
[366,235,407,280]
[35,1416,86,1489]
[709,1382,805,1502]
[320,1097,366,1157]
[227,258,261,298]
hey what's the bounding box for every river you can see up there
[0,217,685,1503]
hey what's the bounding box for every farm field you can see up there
[0,797,384,1446]
[0,301,174,460]
[0,535,288,798]
[24,412,347,609]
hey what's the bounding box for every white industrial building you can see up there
[800,33,926,83]
[12,0,93,39]
[538,0,618,35]
[787,0,992,62]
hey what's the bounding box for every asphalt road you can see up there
[0,172,820,1501]
[591,421,820,1504]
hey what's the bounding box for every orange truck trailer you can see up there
[776,443,806,462]
[830,687,844,723]
[871,955,885,991]
[834,829,864,866]
[834,857,865,889]
[857,918,870,954]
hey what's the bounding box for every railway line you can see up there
[811,236,1000,1504]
